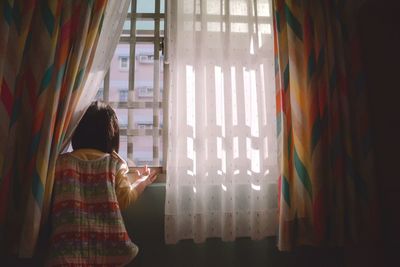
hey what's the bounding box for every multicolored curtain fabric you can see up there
[0,0,108,257]
[273,0,377,250]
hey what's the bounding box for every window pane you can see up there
[207,0,222,15]
[135,43,154,90]
[123,20,157,38]
[110,44,130,102]
[257,0,271,17]
[134,108,153,127]
[137,0,155,13]
[93,0,166,167]
[160,0,165,13]
[160,19,165,36]
[119,89,129,102]
[132,136,153,165]
[122,19,130,36]
[136,20,155,37]
[230,0,248,16]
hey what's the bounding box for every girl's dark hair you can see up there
[72,101,119,153]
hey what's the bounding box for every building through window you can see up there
[95,0,165,167]
[119,89,129,102]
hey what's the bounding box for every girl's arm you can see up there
[115,165,158,210]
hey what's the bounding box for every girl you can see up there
[47,101,157,266]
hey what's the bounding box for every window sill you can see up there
[128,166,166,183]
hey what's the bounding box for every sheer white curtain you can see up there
[165,0,278,243]
[63,0,130,147]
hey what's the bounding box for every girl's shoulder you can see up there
[55,152,76,171]
[111,151,127,164]
[111,151,129,170]
[57,152,74,162]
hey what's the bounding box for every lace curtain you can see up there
[165,0,278,243]
[63,0,130,149]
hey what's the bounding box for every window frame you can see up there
[99,0,167,182]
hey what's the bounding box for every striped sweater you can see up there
[47,149,138,267]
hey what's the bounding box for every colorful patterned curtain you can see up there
[0,0,109,257]
[273,0,378,250]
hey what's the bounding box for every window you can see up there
[119,89,128,102]
[95,0,165,167]
[119,56,129,70]
[164,0,277,244]
[137,122,153,129]
[119,122,128,129]
[137,87,153,98]
[138,55,154,64]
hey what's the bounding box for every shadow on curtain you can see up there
[0,0,110,258]
[273,0,378,250]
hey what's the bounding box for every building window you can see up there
[137,87,153,98]
[119,89,128,102]
[95,0,165,167]
[119,56,129,70]
[119,122,128,129]
[138,54,154,64]
[137,122,153,129]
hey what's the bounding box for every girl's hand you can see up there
[138,165,150,177]
[132,165,150,180]
[132,168,158,196]
[146,169,158,184]
[138,165,157,185]
[136,168,157,184]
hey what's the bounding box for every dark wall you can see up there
[122,185,347,267]
[358,0,400,265]
[121,2,399,267]
[123,185,380,267]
